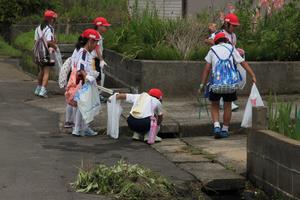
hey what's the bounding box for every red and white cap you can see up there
[44,10,57,19]
[81,29,101,40]
[214,32,227,43]
[224,13,240,26]
[93,17,111,27]
[148,88,163,100]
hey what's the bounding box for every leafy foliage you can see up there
[236,0,300,61]
[268,94,300,140]
[0,37,21,57]
[72,160,177,200]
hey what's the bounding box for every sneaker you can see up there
[64,122,74,128]
[34,86,41,96]
[213,126,221,134]
[144,133,162,142]
[132,132,142,141]
[83,127,98,136]
[215,130,230,139]
[72,129,83,137]
[232,102,239,111]
[38,87,48,98]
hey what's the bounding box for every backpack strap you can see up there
[220,44,234,59]
[210,48,221,60]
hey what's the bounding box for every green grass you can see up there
[0,37,22,57]
[13,30,79,51]
[268,95,300,141]
[57,33,79,44]
[72,160,176,200]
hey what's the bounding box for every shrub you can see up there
[237,0,300,61]
[268,95,300,141]
[104,8,208,61]
[0,37,21,57]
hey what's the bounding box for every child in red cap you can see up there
[199,32,256,139]
[91,17,111,87]
[65,29,101,137]
[34,10,58,98]
[115,88,164,143]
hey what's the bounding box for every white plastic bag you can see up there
[58,57,72,88]
[54,47,63,76]
[75,82,101,124]
[107,94,123,139]
[237,64,247,89]
[241,84,264,128]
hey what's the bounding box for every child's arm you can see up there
[116,93,127,100]
[204,38,214,46]
[199,62,212,93]
[200,63,212,85]
[240,61,257,83]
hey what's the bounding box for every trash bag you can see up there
[147,116,158,144]
[241,83,264,128]
[54,47,63,77]
[74,82,101,124]
[107,94,123,139]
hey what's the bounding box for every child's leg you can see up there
[223,101,232,126]
[73,108,83,136]
[42,66,50,87]
[37,67,44,86]
[64,104,74,128]
[211,101,220,125]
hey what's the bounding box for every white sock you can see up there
[214,122,221,128]
[222,125,229,132]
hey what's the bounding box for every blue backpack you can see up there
[209,45,242,94]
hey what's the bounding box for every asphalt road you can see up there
[0,58,194,200]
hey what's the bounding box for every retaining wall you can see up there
[105,49,300,97]
[248,107,300,200]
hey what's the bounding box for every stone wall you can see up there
[248,107,300,199]
[104,49,300,97]
[248,129,300,199]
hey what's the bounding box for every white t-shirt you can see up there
[75,48,94,74]
[34,25,54,42]
[126,93,163,118]
[205,43,244,70]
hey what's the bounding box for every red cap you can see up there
[44,10,57,19]
[93,17,111,27]
[81,29,101,40]
[148,88,163,100]
[214,32,227,43]
[224,13,240,26]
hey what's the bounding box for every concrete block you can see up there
[247,152,277,186]
[278,165,292,194]
[178,162,245,191]
[152,144,188,154]
[292,172,300,198]
[252,106,268,130]
[164,152,209,163]
[152,138,184,147]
